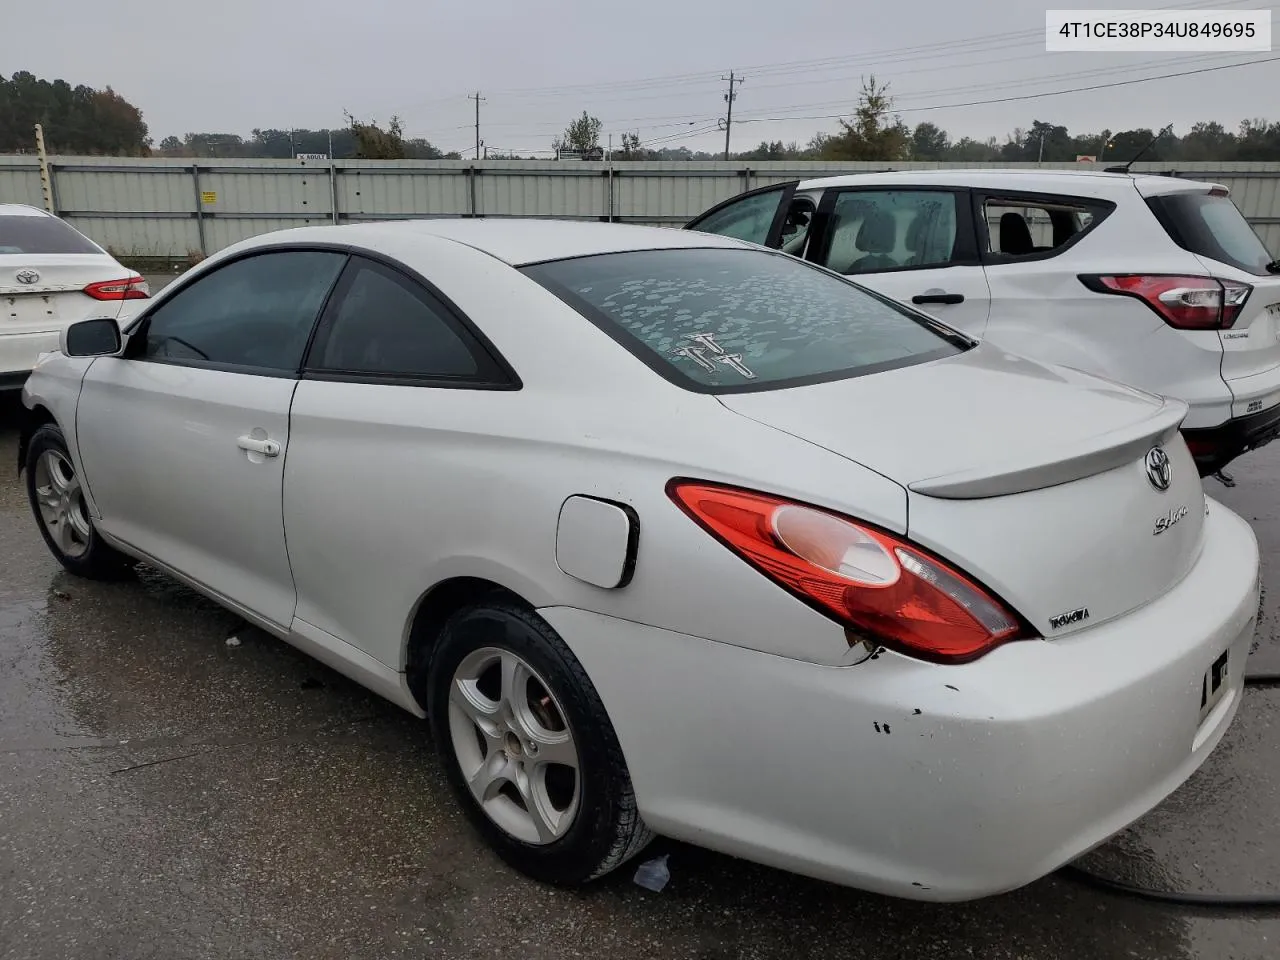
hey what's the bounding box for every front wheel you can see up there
[428,601,652,885]
[25,424,134,580]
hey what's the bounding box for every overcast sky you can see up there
[18,0,1280,155]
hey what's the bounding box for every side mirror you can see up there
[62,318,122,358]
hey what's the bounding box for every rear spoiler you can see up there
[909,398,1189,500]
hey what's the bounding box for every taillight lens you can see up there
[667,481,1027,664]
[83,276,150,300]
[1080,274,1250,329]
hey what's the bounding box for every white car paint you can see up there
[687,169,1280,475]
[21,218,1259,901]
[0,203,148,389]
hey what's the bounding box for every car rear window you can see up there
[0,214,102,255]
[521,247,967,393]
[1146,192,1273,276]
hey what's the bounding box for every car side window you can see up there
[981,196,1111,260]
[687,185,789,246]
[778,197,816,257]
[819,191,960,275]
[305,257,502,384]
[140,250,346,373]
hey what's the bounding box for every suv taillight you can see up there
[83,276,150,301]
[1080,274,1250,330]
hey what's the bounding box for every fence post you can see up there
[329,162,340,225]
[606,162,614,222]
[467,165,477,217]
[191,164,207,256]
[34,124,55,214]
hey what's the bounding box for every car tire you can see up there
[428,600,653,885]
[25,424,135,580]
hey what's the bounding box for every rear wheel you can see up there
[428,601,652,885]
[25,424,134,580]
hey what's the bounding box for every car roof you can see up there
[241,218,756,267]
[0,203,54,218]
[796,168,1219,197]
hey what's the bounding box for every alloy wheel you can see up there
[447,646,581,845]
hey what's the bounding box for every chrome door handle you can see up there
[237,435,281,457]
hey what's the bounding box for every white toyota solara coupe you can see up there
[19,219,1260,901]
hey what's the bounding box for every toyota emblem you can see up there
[15,269,39,285]
[1144,446,1172,492]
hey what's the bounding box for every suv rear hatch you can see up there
[719,345,1206,639]
[1139,179,1280,418]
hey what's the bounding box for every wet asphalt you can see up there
[2,395,1280,960]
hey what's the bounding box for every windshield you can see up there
[0,214,102,255]
[1147,192,1273,276]
[521,247,966,393]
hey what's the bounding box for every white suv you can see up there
[686,170,1280,478]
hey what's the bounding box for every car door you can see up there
[685,181,801,249]
[74,248,348,631]
[283,254,518,667]
[807,187,993,338]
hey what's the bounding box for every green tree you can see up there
[345,112,407,160]
[0,71,149,154]
[1178,121,1236,161]
[819,76,909,162]
[909,122,950,160]
[945,136,1000,161]
[1235,119,1280,160]
[182,132,245,157]
[1105,128,1162,163]
[1000,120,1072,161]
[554,111,603,155]
[616,131,649,159]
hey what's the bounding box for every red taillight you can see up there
[1080,274,1250,329]
[83,276,150,301]
[666,480,1027,664]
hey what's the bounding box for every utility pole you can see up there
[1037,132,1045,164]
[468,92,485,159]
[721,71,744,161]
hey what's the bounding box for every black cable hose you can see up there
[1059,670,1280,908]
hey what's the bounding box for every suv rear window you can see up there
[1146,192,1273,276]
[522,247,967,393]
[0,214,101,255]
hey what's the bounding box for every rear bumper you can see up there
[0,329,60,384]
[539,500,1260,901]
[1183,400,1280,475]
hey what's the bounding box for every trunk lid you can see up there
[718,345,1206,637]
[0,254,136,333]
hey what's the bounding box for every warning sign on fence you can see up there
[200,191,217,205]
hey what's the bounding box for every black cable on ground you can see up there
[1059,670,1280,907]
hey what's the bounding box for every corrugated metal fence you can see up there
[2,156,1279,258]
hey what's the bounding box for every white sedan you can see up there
[19,219,1259,901]
[1,203,149,391]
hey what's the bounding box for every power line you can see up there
[419,49,1253,143]
[392,0,1262,113]
[734,55,1280,125]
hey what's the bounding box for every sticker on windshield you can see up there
[673,332,757,380]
